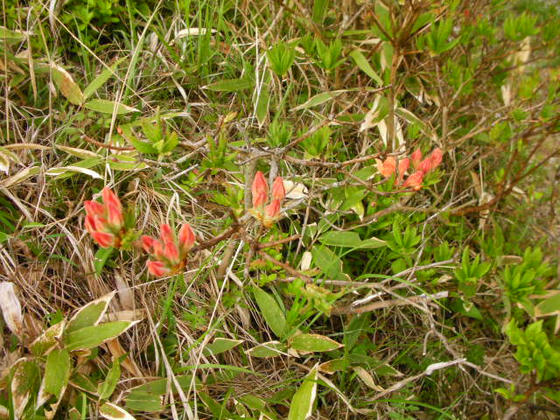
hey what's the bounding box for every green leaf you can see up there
[99,402,136,420]
[98,358,121,400]
[44,349,71,399]
[85,99,140,115]
[94,247,114,276]
[125,390,163,413]
[245,341,286,358]
[203,338,244,356]
[11,359,41,418]
[30,320,66,356]
[319,231,363,248]
[349,50,383,85]
[289,333,343,353]
[288,367,318,420]
[51,63,84,105]
[535,292,560,317]
[205,78,254,92]
[311,246,348,281]
[291,90,344,111]
[84,58,125,99]
[253,287,287,338]
[64,321,138,351]
[66,292,116,333]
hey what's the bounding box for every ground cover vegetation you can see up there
[0,0,559,418]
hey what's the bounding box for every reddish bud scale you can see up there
[144,223,196,277]
[376,157,397,178]
[272,177,286,201]
[84,187,127,249]
[403,171,424,190]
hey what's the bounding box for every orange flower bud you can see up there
[160,224,174,244]
[376,157,397,178]
[396,158,410,184]
[92,231,115,248]
[252,171,269,208]
[272,177,286,201]
[147,260,169,277]
[164,241,180,263]
[102,187,122,214]
[84,200,104,216]
[179,223,195,250]
[429,148,443,170]
[403,171,424,190]
[411,149,422,168]
[141,236,156,253]
[265,199,281,219]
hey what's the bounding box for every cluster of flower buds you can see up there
[376,148,443,191]
[249,171,286,228]
[141,223,195,276]
[84,188,125,248]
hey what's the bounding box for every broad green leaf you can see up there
[51,63,84,105]
[84,58,125,99]
[0,26,30,41]
[98,358,121,400]
[319,231,362,248]
[253,287,287,338]
[203,338,243,356]
[54,145,99,159]
[311,246,348,281]
[125,390,163,412]
[318,358,348,374]
[245,341,286,358]
[30,320,66,356]
[291,91,344,111]
[205,78,254,92]
[85,99,139,115]
[44,349,71,399]
[349,50,383,85]
[289,333,343,353]
[288,367,318,420]
[64,321,138,351]
[535,292,560,317]
[99,402,136,420]
[70,373,99,394]
[66,292,116,333]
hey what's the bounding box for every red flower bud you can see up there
[265,199,281,219]
[147,260,169,277]
[179,223,195,250]
[107,202,124,226]
[84,200,104,216]
[141,235,156,253]
[102,187,122,214]
[92,231,115,248]
[272,177,286,201]
[403,171,424,190]
[160,224,174,244]
[411,149,422,168]
[252,171,269,208]
[164,240,180,263]
[429,148,443,170]
[396,158,410,184]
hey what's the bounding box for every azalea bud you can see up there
[179,223,195,250]
[265,199,281,219]
[411,149,422,168]
[84,201,104,216]
[429,148,443,170]
[396,158,410,184]
[85,214,99,234]
[141,236,156,253]
[376,157,397,178]
[147,260,169,277]
[403,171,424,191]
[106,201,124,226]
[252,171,269,208]
[272,177,286,201]
[418,158,432,174]
[92,231,115,248]
[164,241,180,263]
[102,187,122,213]
[160,224,174,244]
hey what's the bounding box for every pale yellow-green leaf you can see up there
[288,367,318,420]
[50,63,84,105]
